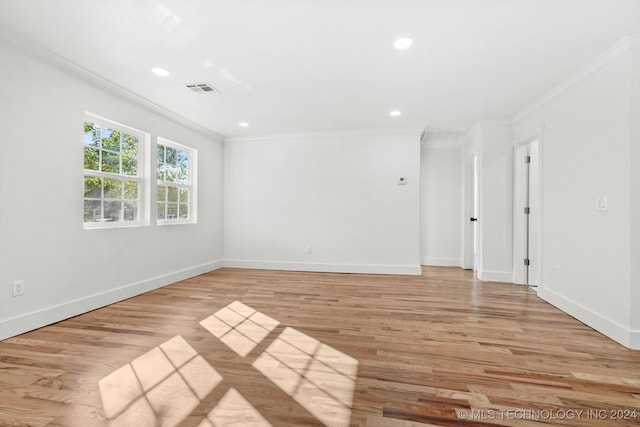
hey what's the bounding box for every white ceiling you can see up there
[0,0,638,138]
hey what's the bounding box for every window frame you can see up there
[156,137,197,226]
[83,113,150,229]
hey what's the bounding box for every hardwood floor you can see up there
[1,266,639,426]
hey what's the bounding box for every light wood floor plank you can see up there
[1,266,639,426]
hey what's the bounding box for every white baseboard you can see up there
[0,260,223,341]
[538,287,638,350]
[631,330,640,350]
[477,270,513,283]
[223,259,422,276]
[421,257,462,267]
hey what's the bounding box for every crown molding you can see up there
[225,126,425,143]
[630,34,640,52]
[422,139,463,149]
[512,34,640,123]
[464,119,513,138]
[0,27,225,143]
[421,127,464,147]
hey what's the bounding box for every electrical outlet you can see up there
[12,280,24,297]
[305,246,312,254]
[555,265,560,278]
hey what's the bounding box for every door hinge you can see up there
[524,258,530,266]
[524,207,530,214]
[525,155,531,163]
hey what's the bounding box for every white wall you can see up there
[513,37,637,348]
[420,134,462,266]
[224,131,422,275]
[629,41,639,349]
[0,41,224,339]
[480,123,514,281]
[462,122,514,282]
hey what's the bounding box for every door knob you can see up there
[470,217,477,222]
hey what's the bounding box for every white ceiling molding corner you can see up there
[0,26,225,143]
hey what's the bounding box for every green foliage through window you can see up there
[157,142,191,221]
[84,120,141,224]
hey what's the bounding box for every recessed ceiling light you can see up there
[394,38,413,49]
[389,110,402,117]
[238,122,249,127]
[152,67,170,77]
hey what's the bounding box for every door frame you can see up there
[463,152,480,273]
[512,131,543,286]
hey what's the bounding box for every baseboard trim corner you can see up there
[0,260,224,341]
[420,257,463,267]
[477,270,513,283]
[630,330,640,350]
[537,287,636,350]
[223,259,422,276]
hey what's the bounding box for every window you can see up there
[157,138,196,224]
[83,114,148,228]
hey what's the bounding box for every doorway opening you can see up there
[513,139,540,287]
[464,154,479,276]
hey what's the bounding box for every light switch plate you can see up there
[596,196,608,211]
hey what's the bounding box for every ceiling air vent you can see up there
[185,82,220,94]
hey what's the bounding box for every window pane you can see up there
[165,147,177,164]
[124,181,138,200]
[122,134,138,176]
[157,164,167,182]
[177,150,188,167]
[84,123,100,147]
[84,147,99,171]
[84,200,101,222]
[157,185,167,202]
[101,151,120,174]
[165,165,178,183]
[104,201,122,221]
[122,156,137,177]
[176,152,188,184]
[167,203,178,219]
[102,128,121,152]
[122,151,138,176]
[123,201,138,221]
[157,144,165,164]
[84,176,102,198]
[122,134,138,152]
[103,178,122,199]
[179,203,189,219]
[167,186,178,202]
[157,202,166,220]
[179,188,189,203]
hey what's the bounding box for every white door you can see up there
[464,155,479,273]
[471,155,479,274]
[513,140,540,287]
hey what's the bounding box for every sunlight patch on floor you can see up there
[200,301,279,357]
[253,327,358,427]
[99,302,358,426]
[198,388,272,427]
[99,335,222,426]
